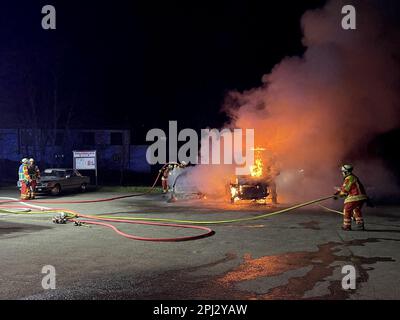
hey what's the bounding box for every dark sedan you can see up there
[36,168,90,196]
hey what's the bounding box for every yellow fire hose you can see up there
[318,205,344,215]
[1,195,336,224]
[0,196,343,242]
[93,195,336,225]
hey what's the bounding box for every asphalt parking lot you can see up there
[1,188,400,300]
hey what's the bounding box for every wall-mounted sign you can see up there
[73,150,98,185]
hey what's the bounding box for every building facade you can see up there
[0,128,150,183]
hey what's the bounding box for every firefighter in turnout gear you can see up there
[160,164,174,193]
[28,158,40,199]
[160,162,188,194]
[263,153,280,205]
[265,164,280,205]
[18,158,31,200]
[335,164,368,231]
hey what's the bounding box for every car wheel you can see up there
[51,184,61,196]
[80,183,87,192]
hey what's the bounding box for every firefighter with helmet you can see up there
[335,164,368,231]
[28,158,41,199]
[160,161,188,194]
[18,158,31,200]
[160,164,174,193]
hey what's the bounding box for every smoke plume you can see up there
[185,0,400,202]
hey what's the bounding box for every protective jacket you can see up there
[29,165,41,180]
[18,164,30,182]
[339,174,368,204]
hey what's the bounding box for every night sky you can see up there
[1,0,399,168]
[0,0,327,139]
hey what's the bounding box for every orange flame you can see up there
[250,158,263,177]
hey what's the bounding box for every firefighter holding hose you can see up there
[335,164,368,231]
[18,158,31,200]
[160,161,188,194]
[160,164,173,193]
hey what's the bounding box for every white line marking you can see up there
[0,197,51,211]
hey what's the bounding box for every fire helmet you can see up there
[29,158,35,163]
[21,158,28,164]
[341,164,353,177]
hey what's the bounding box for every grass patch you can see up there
[98,186,163,193]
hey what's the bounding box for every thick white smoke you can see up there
[184,0,400,202]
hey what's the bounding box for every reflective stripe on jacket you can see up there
[340,174,368,204]
[18,164,30,182]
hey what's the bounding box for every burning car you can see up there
[230,176,269,203]
[229,148,277,204]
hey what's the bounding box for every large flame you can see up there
[250,147,266,177]
[250,158,263,177]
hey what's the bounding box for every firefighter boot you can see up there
[353,208,365,231]
[354,223,365,231]
[342,210,352,231]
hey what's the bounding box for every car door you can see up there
[68,170,82,189]
[74,170,87,186]
[62,170,76,190]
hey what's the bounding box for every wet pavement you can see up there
[1,189,400,300]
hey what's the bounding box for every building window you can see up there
[110,132,123,145]
[81,132,95,145]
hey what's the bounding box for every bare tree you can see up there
[14,49,78,167]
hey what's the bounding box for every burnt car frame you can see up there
[36,168,90,196]
[230,176,269,203]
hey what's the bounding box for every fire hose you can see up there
[318,205,344,215]
[97,195,336,225]
[0,161,337,241]
[0,205,215,242]
[0,195,336,242]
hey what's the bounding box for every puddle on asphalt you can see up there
[137,238,398,300]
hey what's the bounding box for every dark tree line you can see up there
[0,46,87,167]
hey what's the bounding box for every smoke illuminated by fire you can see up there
[183,0,400,202]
